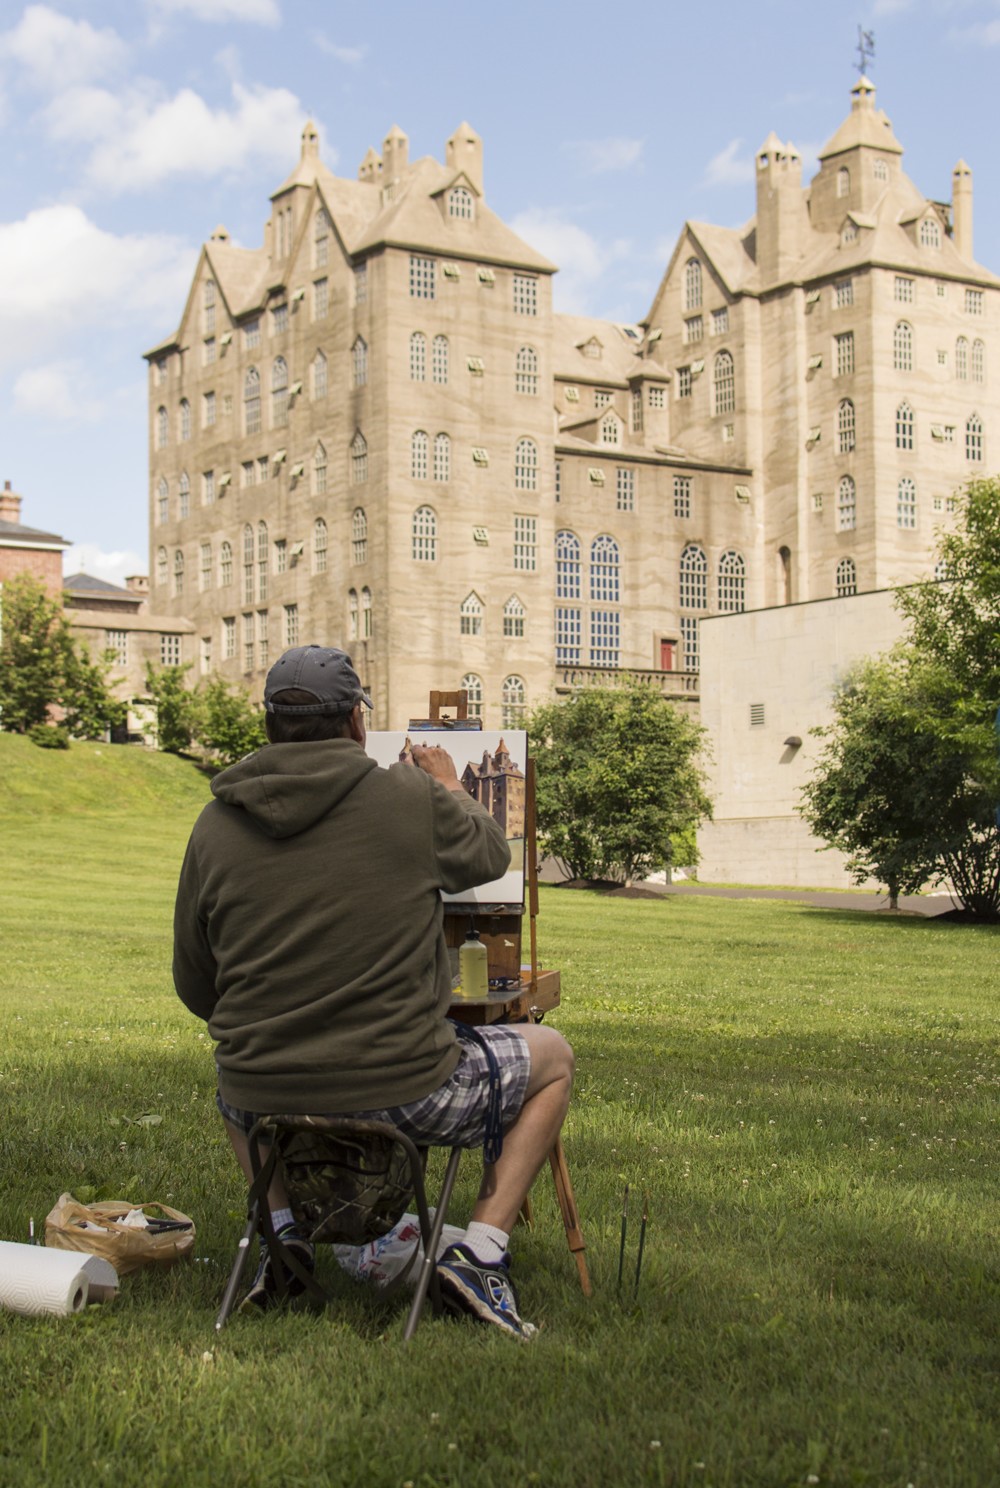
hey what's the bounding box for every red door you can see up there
[660,639,676,670]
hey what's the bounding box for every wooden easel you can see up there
[409,690,591,1297]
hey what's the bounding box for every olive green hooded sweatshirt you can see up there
[172,738,511,1113]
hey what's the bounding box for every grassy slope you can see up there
[1,736,998,1488]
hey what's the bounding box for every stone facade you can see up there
[146,81,998,730]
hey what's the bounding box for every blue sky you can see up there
[2,0,999,583]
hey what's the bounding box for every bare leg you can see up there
[223,1119,290,1212]
[470,1024,574,1234]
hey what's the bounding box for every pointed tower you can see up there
[811,77,904,230]
[952,159,973,260]
[381,125,409,189]
[446,121,483,194]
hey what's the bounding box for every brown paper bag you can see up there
[44,1193,195,1276]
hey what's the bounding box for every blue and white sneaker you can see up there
[435,1243,537,1339]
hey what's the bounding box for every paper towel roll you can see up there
[0,1241,119,1317]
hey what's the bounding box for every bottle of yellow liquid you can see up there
[459,926,489,1000]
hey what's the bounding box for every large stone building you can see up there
[146,80,998,729]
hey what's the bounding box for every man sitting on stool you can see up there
[172,644,574,1338]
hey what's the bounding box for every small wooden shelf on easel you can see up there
[409,689,591,1298]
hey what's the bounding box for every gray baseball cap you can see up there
[263,645,372,715]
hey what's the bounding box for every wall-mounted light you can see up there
[784,736,802,749]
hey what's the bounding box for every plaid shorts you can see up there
[216,1024,531,1151]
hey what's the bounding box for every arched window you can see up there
[971,340,985,384]
[503,594,525,638]
[271,357,288,427]
[897,477,917,530]
[956,337,968,380]
[460,591,484,635]
[679,544,708,610]
[157,475,168,524]
[410,332,426,382]
[203,279,216,334]
[837,474,856,531]
[514,438,537,490]
[555,530,581,599]
[361,586,372,638]
[178,471,190,519]
[448,186,474,220]
[351,431,368,484]
[244,367,261,434]
[873,159,888,183]
[515,346,538,395]
[351,507,367,565]
[412,506,436,561]
[411,430,429,479]
[836,557,857,597]
[348,588,358,640]
[895,401,914,451]
[179,399,190,441]
[313,442,327,495]
[713,350,735,416]
[893,321,913,372]
[919,217,941,249]
[257,521,268,601]
[718,550,746,613]
[173,549,184,597]
[501,675,526,728]
[461,673,483,715]
[313,517,328,573]
[312,349,327,399]
[966,414,983,462]
[352,336,367,388]
[837,399,855,454]
[432,334,449,385]
[433,432,451,482]
[590,535,620,602]
[837,167,850,198]
[684,258,702,312]
[220,541,232,587]
[599,412,621,447]
[314,208,330,268]
[934,559,950,582]
[156,546,167,587]
[242,523,254,603]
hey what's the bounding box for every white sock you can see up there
[463,1222,509,1266]
[270,1207,295,1233]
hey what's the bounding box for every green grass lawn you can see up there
[1,733,998,1488]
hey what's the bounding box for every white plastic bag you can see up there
[333,1210,464,1288]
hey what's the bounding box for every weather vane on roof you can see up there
[856,25,875,76]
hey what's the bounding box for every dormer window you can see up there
[873,159,888,183]
[920,217,941,249]
[599,412,622,447]
[842,220,858,245]
[448,186,474,220]
[582,337,602,359]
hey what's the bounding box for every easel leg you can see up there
[517,1194,534,1228]
[549,1137,592,1297]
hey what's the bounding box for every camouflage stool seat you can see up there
[215,1115,463,1339]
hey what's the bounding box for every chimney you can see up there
[0,479,23,524]
[952,159,973,260]
[125,575,150,598]
[755,134,807,284]
[381,125,409,186]
[446,121,483,195]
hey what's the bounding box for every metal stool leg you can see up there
[403,1146,463,1341]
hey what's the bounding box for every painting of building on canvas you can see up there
[365,730,527,906]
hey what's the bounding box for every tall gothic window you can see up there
[410,332,426,381]
[352,337,367,387]
[244,368,261,435]
[411,430,429,479]
[555,530,581,599]
[713,351,735,415]
[897,478,917,530]
[412,505,436,561]
[684,258,702,311]
[352,507,368,565]
[718,550,746,613]
[837,474,857,531]
[515,346,538,395]
[893,321,913,372]
[590,535,620,603]
[351,431,368,484]
[836,557,857,597]
[966,414,983,462]
[433,432,450,482]
[313,349,327,399]
[956,336,968,380]
[895,402,914,451]
[432,334,449,384]
[271,357,289,427]
[313,518,328,573]
[501,676,526,727]
[514,438,538,490]
[837,399,855,453]
[314,208,330,268]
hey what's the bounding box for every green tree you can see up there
[800,478,1000,920]
[197,676,266,766]
[143,663,200,754]
[0,573,67,732]
[529,682,712,886]
[0,573,124,740]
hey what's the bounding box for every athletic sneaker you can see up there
[240,1227,315,1313]
[435,1243,537,1339]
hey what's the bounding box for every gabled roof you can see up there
[552,314,642,383]
[64,573,136,599]
[0,517,69,547]
[352,156,555,270]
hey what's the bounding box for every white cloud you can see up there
[950,19,1000,44]
[0,205,193,357]
[150,0,281,25]
[873,0,913,15]
[13,361,106,421]
[312,33,367,66]
[42,79,318,192]
[64,544,146,587]
[0,4,127,89]
[509,209,631,315]
[563,137,644,175]
[701,138,755,189]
